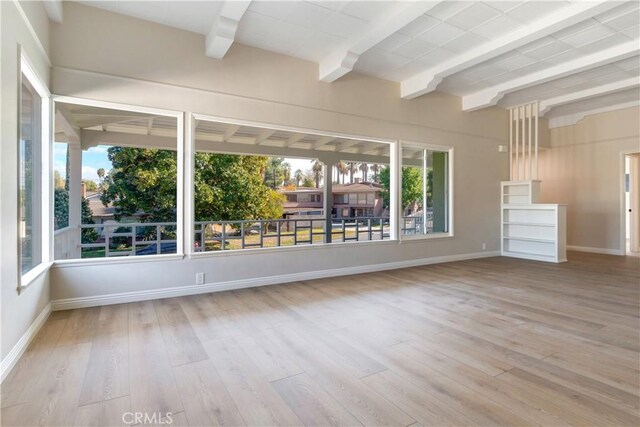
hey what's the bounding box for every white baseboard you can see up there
[51,251,500,311]
[567,245,625,256]
[502,251,566,263]
[1,303,51,383]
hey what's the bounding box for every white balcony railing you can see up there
[54,215,433,259]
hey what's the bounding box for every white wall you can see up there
[49,3,510,304]
[539,106,640,253]
[1,1,51,361]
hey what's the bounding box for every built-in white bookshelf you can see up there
[501,180,540,205]
[501,181,567,263]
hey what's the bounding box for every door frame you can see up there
[620,150,640,255]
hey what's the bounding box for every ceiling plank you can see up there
[548,100,640,128]
[55,110,80,143]
[401,1,620,100]
[284,133,306,148]
[44,0,63,23]
[539,77,640,115]
[205,1,252,59]
[319,1,439,82]
[336,139,362,152]
[462,41,639,111]
[255,128,277,145]
[223,124,241,142]
[311,136,335,150]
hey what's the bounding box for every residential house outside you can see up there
[279,182,386,220]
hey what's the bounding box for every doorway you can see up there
[625,153,640,256]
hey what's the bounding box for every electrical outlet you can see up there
[195,272,205,285]
[482,243,487,251]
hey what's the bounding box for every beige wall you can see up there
[538,106,640,253]
[48,3,510,302]
[1,1,51,361]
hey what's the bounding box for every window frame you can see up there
[18,51,52,291]
[50,95,185,267]
[399,141,454,241]
[189,112,398,257]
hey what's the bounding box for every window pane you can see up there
[53,103,178,259]
[19,77,42,274]
[401,146,449,236]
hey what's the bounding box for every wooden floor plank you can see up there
[153,298,208,367]
[78,304,130,405]
[128,301,184,417]
[2,252,638,427]
[201,336,302,426]
[1,343,91,426]
[57,306,100,347]
[172,359,245,426]
[272,373,363,427]
[264,325,416,427]
[0,318,67,408]
[74,396,130,427]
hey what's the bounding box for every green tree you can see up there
[194,153,283,221]
[337,161,348,184]
[101,147,178,222]
[84,180,98,192]
[97,168,106,189]
[54,170,66,189]
[301,171,315,188]
[264,157,284,189]
[371,164,381,182]
[379,166,423,210]
[54,188,69,230]
[81,197,99,243]
[282,162,292,185]
[359,163,369,182]
[54,187,98,243]
[348,162,357,183]
[294,169,303,187]
[100,148,284,225]
[311,160,323,188]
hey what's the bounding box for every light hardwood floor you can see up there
[1,252,639,426]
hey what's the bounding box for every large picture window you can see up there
[19,75,43,274]
[401,144,452,237]
[192,117,393,252]
[53,101,179,260]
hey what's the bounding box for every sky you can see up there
[54,143,113,182]
[54,143,369,183]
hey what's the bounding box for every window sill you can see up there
[189,238,401,258]
[401,233,454,242]
[50,235,455,267]
[20,262,53,291]
[53,253,185,269]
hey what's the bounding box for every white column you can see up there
[323,162,333,243]
[68,142,82,258]
[390,141,400,240]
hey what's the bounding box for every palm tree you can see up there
[371,164,380,182]
[294,169,303,187]
[348,162,357,183]
[311,160,323,189]
[359,163,369,182]
[337,161,348,184]
[283,162,291,185]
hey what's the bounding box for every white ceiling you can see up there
[71,0,640,126]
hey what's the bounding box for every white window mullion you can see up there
[183,112,194,257]
[41,96,53,264]
[176,112,187,257]
[390,140,401,241]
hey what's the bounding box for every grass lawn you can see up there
[202,227,387,251]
